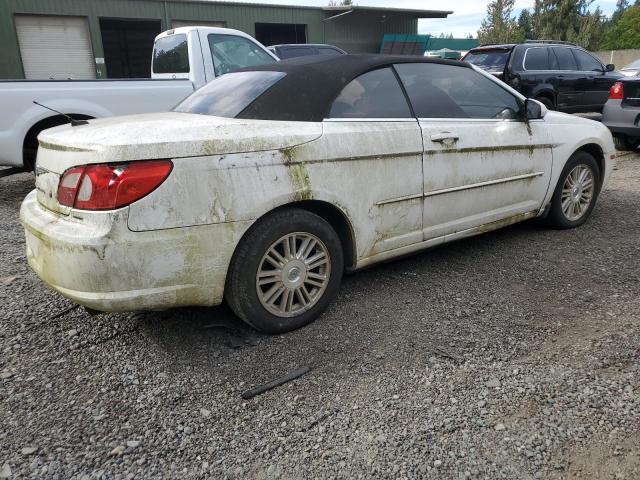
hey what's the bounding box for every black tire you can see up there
[546,151,601,229]
[535,95,554,110]
[225,208,344,334]
[613,134,640,151]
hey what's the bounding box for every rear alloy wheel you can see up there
[225,209,344,334]
[256,232,331,318]
[547,151,600,229]
[613,135,640,151]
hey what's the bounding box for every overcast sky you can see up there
[235,0,618,38]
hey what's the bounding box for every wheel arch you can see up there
[233,199,358,271]
[574,142,605,189]
[23,113,94,170]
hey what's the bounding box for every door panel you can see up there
[551,47,583,109]
[418,119,553,239]
[316,121,424,258]
[571,49,610,109]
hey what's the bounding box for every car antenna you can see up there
[32,101,89,126]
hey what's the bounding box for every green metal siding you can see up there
[0,0,422,79]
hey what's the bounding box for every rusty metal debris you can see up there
[241,366,310,400]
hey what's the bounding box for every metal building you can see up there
[0,0,451,80]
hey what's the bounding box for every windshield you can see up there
[464,50,510,71]
[173,71,285,118]
[623,59,640,70]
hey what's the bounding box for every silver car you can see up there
[602,79,640,150]
[619,59,640,77]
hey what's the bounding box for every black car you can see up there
[463,40,622,113]
[268,44,346,60]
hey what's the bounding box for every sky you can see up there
[235,0,619,38]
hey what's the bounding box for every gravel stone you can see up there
[1,154,640,478]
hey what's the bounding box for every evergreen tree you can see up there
[611,0,629,23]
[518,9,535,40]
[532,0,605,50]
[478,0,523,44]
[602,5,640,49]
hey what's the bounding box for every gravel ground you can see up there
[1,152,639,480]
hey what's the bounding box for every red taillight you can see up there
[609,82,624,100]
[57,160,173,210]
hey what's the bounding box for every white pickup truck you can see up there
[0,26,278,170]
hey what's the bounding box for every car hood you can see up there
[36,112,323,173]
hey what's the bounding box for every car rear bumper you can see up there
[602,100,640,137]
[20,190,251,312]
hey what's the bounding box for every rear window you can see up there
[464,49,510,71]
[173,71,285,118]
[153,34,189,74]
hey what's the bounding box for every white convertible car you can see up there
[21,55,615,333]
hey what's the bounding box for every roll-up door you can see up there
[15,15,96,80]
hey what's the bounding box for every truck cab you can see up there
[151,27,279,89]
[1,26,279,170]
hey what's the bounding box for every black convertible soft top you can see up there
[235,54,471,122]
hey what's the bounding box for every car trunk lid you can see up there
[34,112,323,215]
[622,80,640,107]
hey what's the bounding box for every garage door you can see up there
[15,15,96,80]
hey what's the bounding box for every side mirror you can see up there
[606,64,615,72]
[525,98,546,120]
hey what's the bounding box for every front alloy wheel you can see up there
[547,151,600,229]
[560,165,595,221]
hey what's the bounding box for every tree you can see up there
[611,0,629,23]
[602,5,640,49]
[518,9,535,40]
[532,0,605,50]
[478,0,523,44]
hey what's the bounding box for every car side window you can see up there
[524,47,550,70]
[552,47,578,71]
[278,46,318,59]
[317,47,343,57]
[572,49,604,72]
[395,63,521,120]
[208,34,276,76]
[328,67,412,119]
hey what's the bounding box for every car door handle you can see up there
[430,132,459,144]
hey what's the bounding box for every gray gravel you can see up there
[1,153,639,479]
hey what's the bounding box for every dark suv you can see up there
[463,40,622,113]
